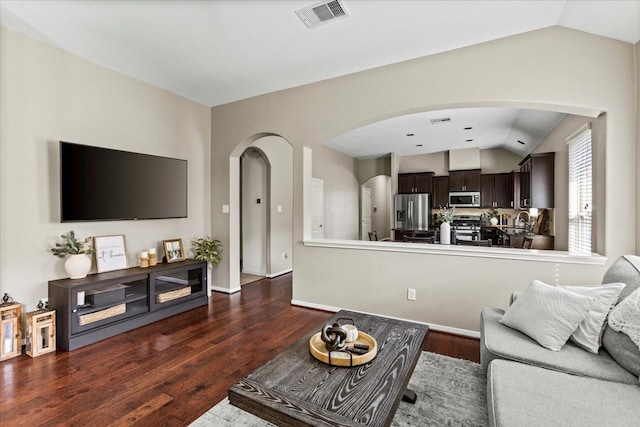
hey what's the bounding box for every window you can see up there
[567,125,592,253]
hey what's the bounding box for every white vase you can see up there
[65,254,91,279]
[440,222,451,245]
[490,217,499,226]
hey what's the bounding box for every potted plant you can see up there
[51,231,94,279]
[437,207,455,245]
[486,208,500,226]
[192,237,223,295]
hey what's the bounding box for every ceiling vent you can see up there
[430,117,452,125]
[296,0,349,29]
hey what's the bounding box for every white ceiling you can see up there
[1,0,638,158]
[326,107,568,158]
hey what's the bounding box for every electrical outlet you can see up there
[407,288,416,301]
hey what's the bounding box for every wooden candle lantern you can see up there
[0,302,22,361]
[25,309,56,357]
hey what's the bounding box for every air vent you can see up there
[430,117,452,125]
[296,0,349,29]
[517,140,526,145]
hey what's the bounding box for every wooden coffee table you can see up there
[228,310,429,427]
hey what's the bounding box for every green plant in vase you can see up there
[191,236,223,267]
[51,230,94,257]
[51,231,94,279]
[486,208,500,225]
[437,206,455,223]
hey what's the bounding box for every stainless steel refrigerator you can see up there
[395,193,431,230]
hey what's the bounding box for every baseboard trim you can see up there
[241,269,265,276]
[266,269,292,278]
[290,299,480,339]
[212,285,241,294]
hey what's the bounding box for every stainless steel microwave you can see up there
[449,191,481,207]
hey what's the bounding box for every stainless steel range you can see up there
[451,215,481,241]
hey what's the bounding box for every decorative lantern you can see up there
[1,295,22,361]
[25,309,56,357]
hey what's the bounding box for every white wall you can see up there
[241,149,267,275]
[251,136,293,277]
[0,28,211,311]
[363,175,392,240]
[211,27,637,333]
[311,144,359,240]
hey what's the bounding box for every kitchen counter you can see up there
[494,228,555,250]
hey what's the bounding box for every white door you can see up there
[361,187,372,240]
[311,178,324,239]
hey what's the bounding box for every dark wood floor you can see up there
[0,273,480,426]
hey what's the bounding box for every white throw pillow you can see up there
[500,280,595,351]
[558,282,626,353]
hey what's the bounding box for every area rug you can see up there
[190,352,488,426]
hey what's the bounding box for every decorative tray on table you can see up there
[309,331,378,367]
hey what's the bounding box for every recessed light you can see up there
[518,140,526,145]
[430,117,451,125]
[406,133,415,136]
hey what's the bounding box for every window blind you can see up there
[567,125,592,253]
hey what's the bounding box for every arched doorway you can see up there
[230,135,294,291]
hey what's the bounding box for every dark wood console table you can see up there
[228,310,429,427]
[49,259,207,350]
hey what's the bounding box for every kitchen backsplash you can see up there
[432,207,555,234]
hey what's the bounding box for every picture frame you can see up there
[94,235,128,273]
[163,239,185,263]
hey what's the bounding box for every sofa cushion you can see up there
[500,280,594,351]
[487,359,640,427]
[481,307,638,384]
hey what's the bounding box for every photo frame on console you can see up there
[94,234,128,273]
[163,238,185,263]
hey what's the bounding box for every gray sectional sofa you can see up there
[480,255,640,426]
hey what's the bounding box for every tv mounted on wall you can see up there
[60,141,187,222]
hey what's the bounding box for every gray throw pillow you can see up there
[500,280,595,351]
[602,326,640,377]
[602,255,640,301]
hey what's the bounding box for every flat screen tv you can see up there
[60,141,187,222]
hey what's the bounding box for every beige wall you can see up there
[211,27,637,333]
[0,28,211,310]
[637,41,640,254]
[311,144,359,240]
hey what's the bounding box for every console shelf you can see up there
[49,259,207,351]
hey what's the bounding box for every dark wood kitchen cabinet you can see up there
[519,152,554,208]
[449,169,481,192]
[481,173,514,208]
[398,172,434,194]
[433,176,449,208]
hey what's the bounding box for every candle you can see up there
[148,248,156,255]
[141,251,149,258]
